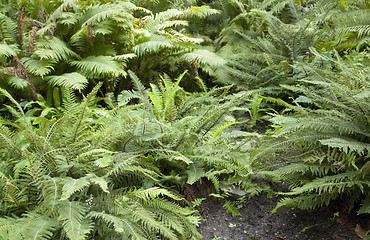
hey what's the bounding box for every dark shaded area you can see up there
[198,195,369,240]
[183,179,215,202]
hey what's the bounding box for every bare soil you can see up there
[197,195,369,240]
[194,121,369,240]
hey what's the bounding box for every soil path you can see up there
[198,195,369,240]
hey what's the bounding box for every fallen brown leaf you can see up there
[355,224,367,239]
[274,232,286,240]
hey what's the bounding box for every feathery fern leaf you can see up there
[45,72,88,91]
[58,201,91,240]
[33,37,78,62]
[70,56,126,78]
[0,43,17,58]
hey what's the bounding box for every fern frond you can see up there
[128,70,153,113]
[117,89,142,106]
[71,82,102,143]
[185,163,205,185]
[89,211,146,238]
[125,206,178,240]
[0,88,24,115]
[22,57,55,77]
[287,171,366,195]
[183,5,220,18]
[113,53,137,62]
[347,25,370,38]
[7,77,29,90]
[272,193,338,213]
[47,0,79,23]
[44,72,88,91]
[182,49,227,75]
[70,56,126,78]
[79,2,136,28]
[0,13,18,43]
[319,138,370,155]
[33,37,78,62]
[358,195,370,215]
[132,39,174,56]
[148,84,164,118]
[108,160,158,181]
[41,176,59,213]
[223,200,241,216]
[0,43,17,58]
[12,213,56,240]
[266,163,337,179]
[58,201,91,240]
[0,124,19,153]
[146,9,184,27]
[211,121,238,138]
[60,177,90,200]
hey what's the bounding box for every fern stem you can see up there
[25,150,41,182]
[159,123,164,143]
[0,224,13,230]
[123,136,134,151]
[27,182,34,207]
[17,6,25,40]
[156,139,165,149]
[44,116,65,149]
[66,165,74,175]
[350,96,370,127]
[6,182,22,209]
[72,112,86,143]
[201,108,230,139]
[13,56,37,100]
[72,83,101,142]
[173,130,186,151]
[92,166,109,172]
[142,120,146,135]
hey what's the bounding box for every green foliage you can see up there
[211,0,369,90]
[0,0,222,101]
[0,0,369,234]
[255,50,370,215]
[129,5,223,83]
[0,70,261,239]
[118,72,259,193]
[45,72,88,90]
[0,86,202,239]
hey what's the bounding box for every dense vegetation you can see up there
[0,0,368,239]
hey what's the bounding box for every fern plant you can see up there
[317,0,370,52]
[255,49,370,215]
[211,0,311,89]
[211,0,369,91]
[128,4,224,85]
[0,0,136,100]
[117,71,261,198]
[0,85,202,239]
[0,0,223,103]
